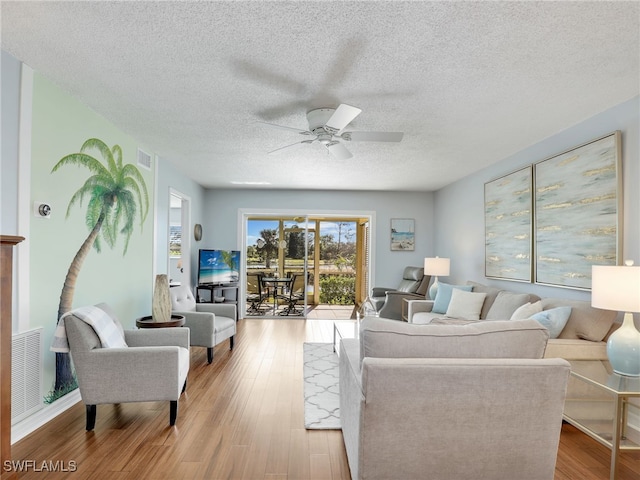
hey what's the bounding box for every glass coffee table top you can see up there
[333,320,359,354]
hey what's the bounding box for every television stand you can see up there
[196,284,238,305]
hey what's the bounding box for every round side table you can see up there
[135,314,185,328]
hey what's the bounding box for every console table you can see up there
[196,284,238,305]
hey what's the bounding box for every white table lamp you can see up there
[424,257,450,300]
[591,262,640,377]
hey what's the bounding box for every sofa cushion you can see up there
[510,301,543,320]
[466,281,502,319]
[540,298,616,341]
[359,317,549,365]
[445,289,487,320]
[544,338,607,360]
[530,307,572,338]
[485,291,532,320]
[432,282,473,314]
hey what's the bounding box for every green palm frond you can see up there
[111,144,123,170]
[121,163,149,222]
[80,138,117,175]
[54,138,149,256]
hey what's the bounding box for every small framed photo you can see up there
[390,218,415,251]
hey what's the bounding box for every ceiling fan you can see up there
[256,104,404,160]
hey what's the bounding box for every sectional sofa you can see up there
[405,280,621,422]
[406,280,618,362]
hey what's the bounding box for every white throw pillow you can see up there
[445,289,487,320]
[510,301,543,321]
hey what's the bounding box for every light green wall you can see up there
[30,73,156,396]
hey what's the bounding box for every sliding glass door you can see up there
[244,214,370,319]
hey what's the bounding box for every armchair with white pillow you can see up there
[63,303,190,431]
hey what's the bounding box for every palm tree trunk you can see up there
[54,213,105,392]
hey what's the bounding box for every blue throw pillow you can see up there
[432,282,473,314]
[530,307,572,338]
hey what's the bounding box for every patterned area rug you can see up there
[303,342,340,429]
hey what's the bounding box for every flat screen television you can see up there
[197,249,240,286]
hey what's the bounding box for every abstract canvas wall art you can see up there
[534,132,622,290]
[485,166,532,282]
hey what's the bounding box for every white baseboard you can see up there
[11,390,81,444]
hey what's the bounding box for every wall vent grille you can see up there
[137,148,152,170]
[12,328,43,424]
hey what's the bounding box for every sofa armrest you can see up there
[371,286,395,297]
[74,345,187,404]
[174,311,215,339]
[125,327,190,350]
[196,303,237,320]
[378,291,425,321]
[407,300,434,322]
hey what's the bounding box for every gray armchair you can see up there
[64,303,190,431]
[371,266,430,320]
[170,285,236,364]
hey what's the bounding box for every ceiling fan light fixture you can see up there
[257,103,403,159]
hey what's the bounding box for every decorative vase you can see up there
[607,312,640,376]
[152,274,171,323]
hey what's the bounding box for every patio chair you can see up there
[277,273,305,316]
[246,273,269,315]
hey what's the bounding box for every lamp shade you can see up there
[424,257,450,277]
[592,264,640,376]
[591,265,640,313]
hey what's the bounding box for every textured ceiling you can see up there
[2,1,639,191]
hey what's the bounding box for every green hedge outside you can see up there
[319,274,355,305]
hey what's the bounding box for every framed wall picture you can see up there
[534,131,622,290]
[484,166,533,282]
[390,218,415,251]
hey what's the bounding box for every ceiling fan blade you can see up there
[324,104,362,134]
[344,131,404,142]
[326,142,353,160]
[255,121,313,136]
[268,139,315,154]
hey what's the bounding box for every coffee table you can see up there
[333,320,359,354]
[563,360,640,479]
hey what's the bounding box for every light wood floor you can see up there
[10,317,640,480]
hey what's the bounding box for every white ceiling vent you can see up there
[137,148,152,170]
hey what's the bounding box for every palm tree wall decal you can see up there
[49,138,149,397]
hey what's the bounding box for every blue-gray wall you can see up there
[433,96,640,303]
[203,188,435,288]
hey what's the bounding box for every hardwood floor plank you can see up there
[8,316,640,480]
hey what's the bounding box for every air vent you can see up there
[12,328,43,423]
[137,148,152,170]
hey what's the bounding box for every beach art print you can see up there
[390,218,415,251]
[485,166,532,282]
[534,132,622,290]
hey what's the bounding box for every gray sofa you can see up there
[339,317,570,480]
[405,280,619,419]
[407,280,617,361]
